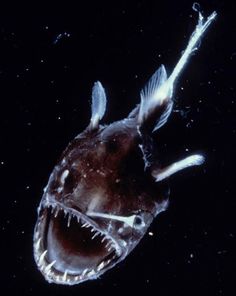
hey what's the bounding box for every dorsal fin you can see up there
[90,81,107,129]
[152,100,173,132]
[141,64,167,103]
[138,65,169,125]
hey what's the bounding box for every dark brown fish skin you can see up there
[43,116,169,255]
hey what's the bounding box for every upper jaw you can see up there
[33,198,126,285]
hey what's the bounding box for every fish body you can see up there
[33,10,216,285]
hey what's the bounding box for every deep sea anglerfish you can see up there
[33,9,216,285]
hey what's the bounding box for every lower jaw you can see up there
[34,241,121,285]
[33,204,123,284]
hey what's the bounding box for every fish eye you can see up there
[133,215,145,229]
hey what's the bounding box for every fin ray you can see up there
[139,65,168,124]
[90,81,107,128]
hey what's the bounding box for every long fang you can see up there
[67,214,72,227]
[39,250,47,265]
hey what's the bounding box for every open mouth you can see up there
[33,201,122,285]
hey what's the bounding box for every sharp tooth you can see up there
[64,210,67,217]
[116,248,122,256]
[82,268,88,276]
[67,214,72,227]
[105,241,112,248]
[75,276,79,281]
[106,259,111,265]
[54,207,59,217]
[81,223,87,228]
[90,228,95,233]
[35,238,41,251]
[34,230,39,239]
[39,250,47,265]
[45,260,56,274]
[108,246,114,252]
[97,261,105,271]
[92,232,99,239]
[85,224,90,228]
[87,269,96,276]
[62,270,68,282]
[101,236,106,243]
[76,216,80,223]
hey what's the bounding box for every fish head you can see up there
[33,119,169,285]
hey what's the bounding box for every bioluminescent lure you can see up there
[33,9,216,285]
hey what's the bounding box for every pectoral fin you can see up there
[152,154,205,182]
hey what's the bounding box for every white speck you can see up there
[26,185,30,190]
[1,161,4,165]
[148,231,154,236]
[190,253,194,258]
[118,227,124,234]
[54,32,71,44]
[217,250,227,255]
